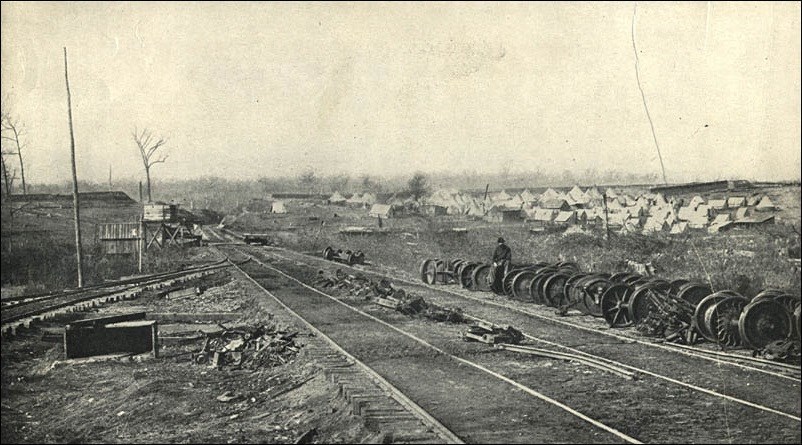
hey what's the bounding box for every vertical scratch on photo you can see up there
[704,1,712,51]
[632,3,668,185]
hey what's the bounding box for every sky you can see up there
[1,1,800,185]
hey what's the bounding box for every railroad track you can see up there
[263,243,801,372]
[220,243,801,443]
[1,260,236,336]
[222,245,642,444]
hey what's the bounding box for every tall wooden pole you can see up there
[64,47,84,287]
[602,191,610,242]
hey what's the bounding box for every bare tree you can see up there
[328,174,350,193]
[298,168,319,194]
[0,155,15,198]
[407,172,430,202]
[133,127,168,202]
[1,113,28,195]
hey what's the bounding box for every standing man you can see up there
[491,237,512,293]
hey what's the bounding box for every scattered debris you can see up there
[753,340,801,362]
[312,269,465,323]
[194,323,303,370]
[463,322,523,345]
[216,391,239,403]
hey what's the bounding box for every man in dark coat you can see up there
[490,237,511,293]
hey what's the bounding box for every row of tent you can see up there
[329,186,779,226]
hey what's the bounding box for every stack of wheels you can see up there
[349,250,365,265]
[323,246,335,261]
[419,258,444,285]
[419,258,467,285]
[599,275,669,328]
[693,290,748,347]
[524,262,581,307]
[322,246,365,266]
[471,263,495,292]
[457,262,482,290]
[563,272,611,317]
[502,264,541,299]
[675,281,713,308]
[738,289,800,350]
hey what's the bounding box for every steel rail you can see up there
[661,341,801,371]
[495,343,637,379]
[1,260,237,327]
[228,257,464,445]
[230,247,643,444]
[2,258,230,305]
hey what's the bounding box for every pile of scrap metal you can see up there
[322,246,365,265]
[194,323,303,369]
[313,268,375,298]
[462,321,523,345]
[313,269,464,323]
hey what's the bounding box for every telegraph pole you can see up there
[64,47,84,287]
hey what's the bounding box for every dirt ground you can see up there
[0,268,378,444]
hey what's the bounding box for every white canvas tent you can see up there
[727,196,746,208]
[756,196,777,211]
[271,201,287,214]
[328,191,347,204]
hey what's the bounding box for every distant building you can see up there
[484,206,523,223]
[420,204,448,216]
[369,204,395,218]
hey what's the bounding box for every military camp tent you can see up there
[540,188,562,201]
[755,196,777,211]
[734,207,751,220]
[688,195,705,209]
[539,199,571,211]
[709,199,728,211]
[670,222,689,234]
[328,191,347,205]
[519,189,538,203]
[554,210,577,225]
[727,196,746,208]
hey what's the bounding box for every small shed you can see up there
[420,204,448,216]
[271,201,287,214]
[369,204,395,218]
[485,207,523,223]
